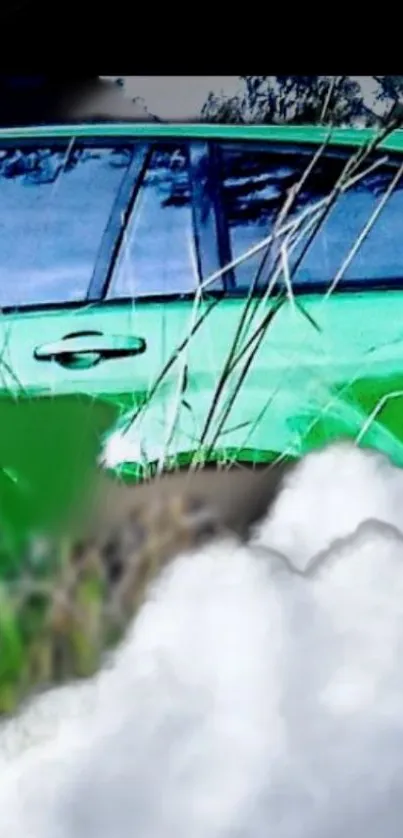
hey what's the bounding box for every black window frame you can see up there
[86,142,150,302]
[101,138,224,306]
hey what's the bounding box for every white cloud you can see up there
[3,442,403,836]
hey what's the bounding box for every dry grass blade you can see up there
[130,128,398,464]
[205,292,287,457]
[324,160,403,299]
[233,134,332,351]
[195,143,333,453]
[216,124,403,464]
[120,296,220,439]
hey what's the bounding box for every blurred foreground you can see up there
[2,442,403,836]
[0,423,291,715]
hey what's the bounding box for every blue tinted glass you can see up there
[219,142,403,292]
[0,143,132,308]
[108,144,198,299]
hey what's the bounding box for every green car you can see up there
[0,121,403,542]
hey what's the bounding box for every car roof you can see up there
[0,122,403,155]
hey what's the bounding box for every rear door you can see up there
[205,137,403,467]
[131,135,403,470]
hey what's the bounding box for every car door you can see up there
[0,132,199,537]
[127,134,403,471]
[204,136,403,468]
[0,136,163,398]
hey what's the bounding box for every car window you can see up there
[107,143,200,299]
[0,141,135,309]
[217,141,403,292]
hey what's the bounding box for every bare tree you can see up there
[201,76,385,126]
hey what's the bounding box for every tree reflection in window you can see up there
[218,142,403,292]
[0,143,134,308]
[108,144,197,299]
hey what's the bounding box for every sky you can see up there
[102,76,242,119]
[101,76,383,121]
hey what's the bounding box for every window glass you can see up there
[108,144,199,299]
[0,142,133,308]
[218,142,403,292]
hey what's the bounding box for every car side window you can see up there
[217,141,403,292]
[0,141,135,309]
[107,143,201,300]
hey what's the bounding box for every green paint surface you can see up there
[0,123,402,547]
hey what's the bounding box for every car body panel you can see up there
[0,122,402,541]
[111,291,403,473]
[0,304,165,398]
[1,122,403,153]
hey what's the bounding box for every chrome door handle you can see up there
[33,330,147,370]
